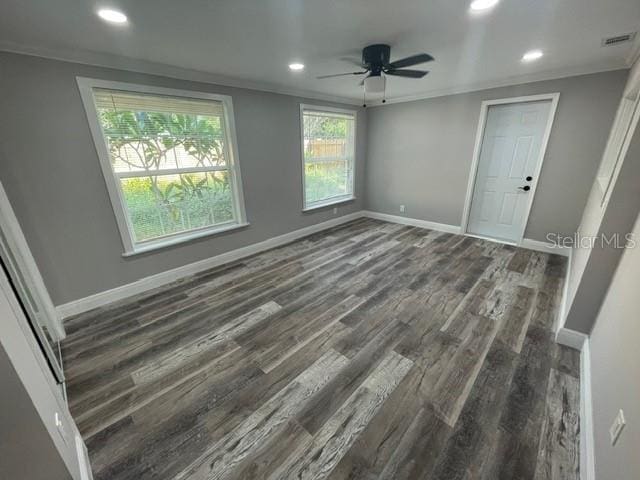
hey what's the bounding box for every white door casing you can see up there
[462,94,559,244]
[0,180,66,382]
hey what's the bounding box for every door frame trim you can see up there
[0,182,66,340]
[460,92,560,245]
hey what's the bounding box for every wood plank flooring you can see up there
[61,218,580,480]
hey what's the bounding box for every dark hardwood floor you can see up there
[61,218,580,480]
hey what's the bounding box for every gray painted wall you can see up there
[589,211,640,480]
[0,52,366,305]
[364,70,628,241]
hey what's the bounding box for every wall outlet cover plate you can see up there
[609,409,626,446]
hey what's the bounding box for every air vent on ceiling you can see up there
[601,32,636,47]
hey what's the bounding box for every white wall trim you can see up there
[75,434,94,480]
[580,339,596,480]
[361,210,462,234]
[367,65,627,106]
[363,210,570,257]
[56,209,572,318]
[460,93,561,245]
[56,212,363,318]
[0,182,66,340]
[552,248,590,352]
[0,42,362,106]
[0,42,629,107]
[520,238,571,257]
[626,32,640,66]
[555,327,588,351]
[0,265,87,479]
[554,246,574,335]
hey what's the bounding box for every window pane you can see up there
[303,110,355,207]
[95,89,227,173]
[305,160,350,205]
[120,171,234,243]
[87,86,246,248]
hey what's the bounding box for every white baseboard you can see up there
[555,327,588,351]
[361,210,462,234]
[553,247,574,334]
[56,212,364,318]
[553,250,585,351]
[580,339,596,480]
[558,248,595,480]
[75,434,94,480]
[362,211,570,257]
[520,238,571,257]
[56,208,573,319]
[0,181,67,340]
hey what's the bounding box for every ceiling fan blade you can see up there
[385,69,429,78]
[387,53,434,69]
[316,71,368,79]
[339,56,365,68]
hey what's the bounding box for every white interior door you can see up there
[466,100,552,243]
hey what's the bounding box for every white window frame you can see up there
[77,77,248,256]
[299,104,357,211]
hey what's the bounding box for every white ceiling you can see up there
[1,0,639,103]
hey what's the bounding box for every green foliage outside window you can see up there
[97,106,353,240]
[303,112,353,205]
[98,109,233,242]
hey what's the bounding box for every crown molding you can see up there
[626,32,640,66]
[366,63,629,107]
[0,41,362,106]
[0,41,631,108]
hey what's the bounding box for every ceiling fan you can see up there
[317,44,434,105]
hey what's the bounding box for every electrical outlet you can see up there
[609,409,626,446]
[333,207,338,215]
[400,205,406,213]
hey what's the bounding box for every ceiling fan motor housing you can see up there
[362,44,391,75]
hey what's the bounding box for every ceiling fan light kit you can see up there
[318,44,434,106]
[364,75,386,93]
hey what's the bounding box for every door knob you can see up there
[518,186,531,191]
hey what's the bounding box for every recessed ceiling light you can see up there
[97,8,128,24]
[469,0,499,12]
[289,63,305,72]
[522,50,543,62]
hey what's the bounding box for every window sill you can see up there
[122,222,250,257]
[303,196,356,212]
